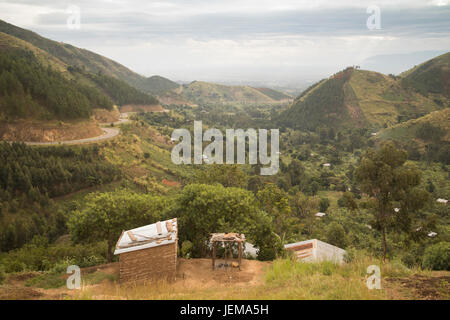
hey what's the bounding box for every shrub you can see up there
[181,240,193,258]
[319,198,330,212]
[326,222,347,249]
[344,247,357,263]
[338,192,358,210]
[257,247,277,261]
[422,242,450,271]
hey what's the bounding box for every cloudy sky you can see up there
[0,0,449,85]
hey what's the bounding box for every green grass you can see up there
[25,270,117,290]
[71,255,425,300]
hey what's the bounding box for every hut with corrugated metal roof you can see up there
[114,218,178,283]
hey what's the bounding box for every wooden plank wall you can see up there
[287,242,314,260]
[119,242,177,283]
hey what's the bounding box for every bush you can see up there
[344,247,357,263]
[181,240,193,258]
[257,247,277,261]
[319,198,330,212]
[0,241,108,273]
[326,222,347,249]
[337,192,358,210]
[422,242,450,271]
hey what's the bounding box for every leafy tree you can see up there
[310,181,319,196]
[68,190,167,262]
[422,242,450,271]
[286,159,306,186]
[174,184,261,257]
[326,222,347,249]
[355,142,429,261]
[338,192,358,211]
[257,184,292,236]
[319,198,330,212]
[194,165,248,188]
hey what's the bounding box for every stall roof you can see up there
[114,218,177,255]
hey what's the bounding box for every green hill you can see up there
[377,108,450,143]
[253,87,292,101]
[279,64,445,131]
[0,22,159,121]
[0,41,113,120]
[177,81,292,105]
[401,52,450,99]
[0,19,161,96]
[144,75,180,95]
[376,108,450,164]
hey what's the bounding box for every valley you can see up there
[0,19,448,301]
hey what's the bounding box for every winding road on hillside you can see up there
[22,127,120,146]
[4,113,130,146]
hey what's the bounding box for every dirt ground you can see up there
[384,272,450,300]
[175,258,269,288]
[1,259,448,300]
[0,259,269,300]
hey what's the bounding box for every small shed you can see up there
[210,233,245,270]
[114,218,178,283]
[284,239,346,264]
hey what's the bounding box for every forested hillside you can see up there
[0,142,121,251]
[0,48,113,120]
[401,52,450,98]
[144,75,180,95]
[0,19,155,94]
[75,68,159,106]
[279,64,446,131]
[0,26,160,121]
[376,108,450,164]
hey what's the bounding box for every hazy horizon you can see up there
[0,0,449,86]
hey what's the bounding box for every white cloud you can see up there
[0,0,448,82]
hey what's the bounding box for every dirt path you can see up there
[0,259,270,300]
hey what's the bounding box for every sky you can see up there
[0,0,449,86]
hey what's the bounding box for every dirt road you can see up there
[22,127,120,146]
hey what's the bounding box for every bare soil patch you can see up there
[0,119,102,142]
[385,273,450,300]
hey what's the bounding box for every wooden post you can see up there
[238,241,242,270]
[212,242,216,270]
[224,241,228,267]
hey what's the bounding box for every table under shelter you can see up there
[210,233,245,270]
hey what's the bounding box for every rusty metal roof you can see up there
[114,218,178,255]
[210,233,245,242]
